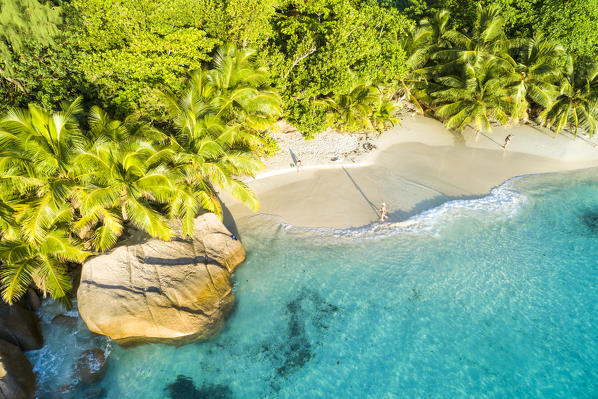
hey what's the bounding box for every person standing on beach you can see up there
[503,134,512,150]
[379,202,388,222]
[296,159,303,172]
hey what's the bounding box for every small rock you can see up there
[362,142,376,151]
[51,314,78,328]
[75,348,107,385]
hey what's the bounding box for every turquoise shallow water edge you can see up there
[28,168,598,398]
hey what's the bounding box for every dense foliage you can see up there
[3,0,595,135]
[0,0,77,110]
[403,4,598,136]
[0,46,278,305]
[265,0,409,135]
[402,0,598,61]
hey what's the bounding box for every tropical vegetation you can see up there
[0,0,597,304]
[404,4,598,137]
[0,46,279,305]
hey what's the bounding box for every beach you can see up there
[222,115,598,228]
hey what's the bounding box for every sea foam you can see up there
[263,176,530,241]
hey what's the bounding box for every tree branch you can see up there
[285,46,316,78]
[0,67,27,94]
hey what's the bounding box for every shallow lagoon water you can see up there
[29,169,598,398]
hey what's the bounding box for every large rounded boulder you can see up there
[0,339,36,399]
[77,213,245,344]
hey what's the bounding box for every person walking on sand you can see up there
[503,134,512,150]
[296,159,303,172]
[379,202,388,222]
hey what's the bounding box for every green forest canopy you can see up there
[1,0,596,134]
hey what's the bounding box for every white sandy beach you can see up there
[222,115,598,229]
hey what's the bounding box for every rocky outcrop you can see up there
[77,213,246,344]
[0,302,43,351]
[0,339,35,399]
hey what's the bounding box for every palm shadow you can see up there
[342,167,380,217]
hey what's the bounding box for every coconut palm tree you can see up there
[0,98,83,241]
[432,58,518,133]
[325,82,381,132]
[509,35,566,119]
[0,212,88,305]
[160,45,283,234]
[206,44,282,133]
[73,109,176,251]
[420,9,453,54]
[372,93,401,133]
[437,4,512,68]
[542,59,598,137]
[0,98,88,304]
[164,98,264,234]
[398,10,454,114]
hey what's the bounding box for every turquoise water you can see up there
[29,169,598,398]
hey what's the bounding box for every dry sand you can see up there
[222,115,598,229]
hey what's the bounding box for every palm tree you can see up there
[437,4,512,68]
[509,34,565,119]
[432,59,518,134]
[542,59,598,137]
[325,82,381,132]
[398,10,453,114]
[160,45,283,235]
[0,98,88,304]
[0,99,83,240]
[0,211,88,305]
[73,108,176,251]
[420,9,453,54]
[165,103,264,234]
[372,93,400,133]
[206,44,282,133]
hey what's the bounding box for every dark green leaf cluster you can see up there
[267,0,410,134]
[405,0,598,61]
[1,0,410,136]
[0,0,78,111]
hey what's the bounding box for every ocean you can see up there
[28,168,598,398]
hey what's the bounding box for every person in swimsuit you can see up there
[379,202,388,222]
[296,159,303,172]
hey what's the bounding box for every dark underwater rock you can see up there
[163,375,232,399]
[75,348,107,385]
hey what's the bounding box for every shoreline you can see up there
[223,115,598,229]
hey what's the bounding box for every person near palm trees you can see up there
[503,134,512,149]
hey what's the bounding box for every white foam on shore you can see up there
[399,179,527,233]
[241,176,529,241]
